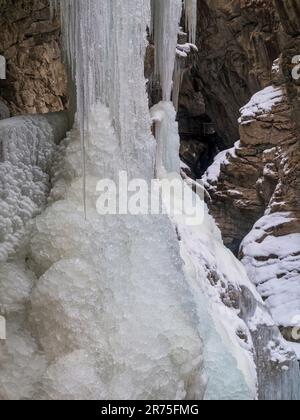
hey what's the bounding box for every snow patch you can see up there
[203,142,239,185]
[239,86,284,123]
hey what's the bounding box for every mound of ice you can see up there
[26,106,207,400]
[0,113,68,262]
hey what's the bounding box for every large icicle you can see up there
[184,0,198,44]
[151,0,182,101]
[51,0,155,206]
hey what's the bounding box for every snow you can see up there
[267,339,296,365]
[241,212,300,329]
[152,104,259,399]
[173,43,198,110]
[272,58,280,76]
[173,205,259,400]
[287,343,300,361]
[176,42,198,56]
[239,86,284,123]
[203,142,239,185]
[0,113,68,262]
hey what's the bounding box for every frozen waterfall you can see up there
[1,0,291,401]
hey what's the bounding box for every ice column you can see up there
[184,0,198,44]
[151,0,183,101]
[52,0,155,183]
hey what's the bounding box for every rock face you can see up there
[0,0,67,115]
[203,0,300,377]
[192,0,282,144]
[203,84,298,253]
[205,81,300,329]
[0,100,10,120]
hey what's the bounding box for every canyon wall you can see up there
[202,0,300,357]
[0,0,67,115]
[201,0,300,253]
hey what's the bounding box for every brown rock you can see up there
[0,0,67,116]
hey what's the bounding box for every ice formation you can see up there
[150,101,258,399]
[2,0,298,401]
[150,101,181,176]
[0,113,68,262]
[151,0,183,101]
[1,0,207,400]
[184,0,197,44]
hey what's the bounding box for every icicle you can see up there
[151,0,182,101]
[184,0,197,44]
[151,102,181,177]
[172,58,185,111]
[51,0,154,210]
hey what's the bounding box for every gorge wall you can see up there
[0,0,67,115]
[201,0,300,357]
[198,0,300,254]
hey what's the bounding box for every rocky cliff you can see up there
[0,0,67,115]
[202,1,300,356]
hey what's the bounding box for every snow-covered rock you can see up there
[204,82,300,398]
[241,213,300,343]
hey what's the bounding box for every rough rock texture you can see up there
[0,100,10,120]
[203,0,300,370]
[0,0,67,115]
[202,0,300,259]
[190,0,282,144]
[205,82,300,326]
[204,84,298,252]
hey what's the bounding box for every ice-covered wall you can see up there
[0,113,68,262]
